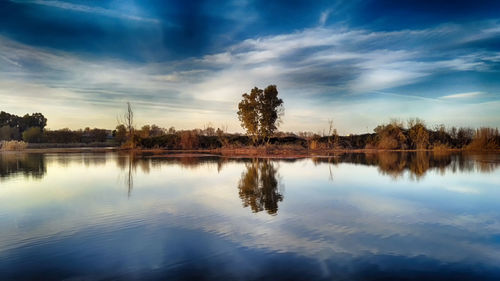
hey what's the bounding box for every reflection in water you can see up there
[0,153,45,180]
[1,151,500,280]
[238,160,283,215]
[1,151,498,183]
[312,151,500,180]
[2,151,499,190]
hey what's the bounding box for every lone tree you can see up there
[117,102,135,148]
[237,85,284,144]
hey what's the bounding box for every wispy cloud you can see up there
[319,9,332,26]
[441,91,483,99]
[10,0,161,24]
[1,19,499,131]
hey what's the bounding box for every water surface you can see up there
[1,152,500,280]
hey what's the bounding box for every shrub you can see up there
[374,121,407,150]
[309,140,319,150]
[22,127,42,143]
[180,131,199,149]
[433,143,451,153]
[467,128,500,151]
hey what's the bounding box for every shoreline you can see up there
[1,146,498,157]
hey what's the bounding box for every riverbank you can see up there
[4,145,497,158]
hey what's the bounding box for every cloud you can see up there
[441,91,484,99]
[10,0,161,24]
[0,20,499,131]
[319,9,332,26]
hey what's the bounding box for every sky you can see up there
[1,0,499,134]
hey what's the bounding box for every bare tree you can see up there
[327,119,338,149]
[117,102,135,148]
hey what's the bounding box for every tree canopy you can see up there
[0,111,47,132]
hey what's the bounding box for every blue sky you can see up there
[1,0,499,133]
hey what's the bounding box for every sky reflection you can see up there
[0,152,499,280]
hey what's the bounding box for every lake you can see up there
[1,151,500,280]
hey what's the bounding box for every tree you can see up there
[22,127,42,143]
[139,125,151,138]
[118,102,135,148]
[327,119,338,149]
[258,85,284,142]
[237,85,284,144]
[237,87,261,143]
[180,130,199,149]
[0,126,20,141]
[0,111,46,133]
[167,126,176,134]
[21,113,47,132]
[114,124,127,144]
[150,125,164,137]
[374,120,407,150]
[408,118,429,150]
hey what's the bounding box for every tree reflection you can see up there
[0,153,46,180]
[313,152,500,180]
[238,159,284,215]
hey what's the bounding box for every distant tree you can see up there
[374,120,407,150]
[237,85,284,144]
[0,126,11,141]
[117,102,135,148]
[167,126,176,134]
[456,127,474,148]
[217,125,230,147]
[327,119,338,149]
[139,125,151,138]
[0,126,20,141]
[0,111,46,133]
[180,130,199,149]
[203,123,216,136]
[125,102,134,139]
[43,128,82,143]
[408,118,429,150]
[22,127,42,143]
[88,128,108,142]
[467,127,500,150]
[114,124,127,144]
[150,124,164,137]
[0,111,20,129]
[21,113,47,132]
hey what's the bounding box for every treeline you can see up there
[304,119,499,151]
[34,128,112,143]
[0,110,113,144]
[128,119,499,151]
[0,111,47,141]
[2,109,499,151]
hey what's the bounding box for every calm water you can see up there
[1,152,500,280]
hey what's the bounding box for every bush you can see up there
[467,128,500,151]
[139,134,180,149]
[433,143,451,153]
[180,131,199,149]
[22,127,42,143]
[0,140,28,151]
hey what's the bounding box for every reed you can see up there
[0,140,28,151]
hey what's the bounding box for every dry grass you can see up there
[432,143,451,153]
[0,140,28,151]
